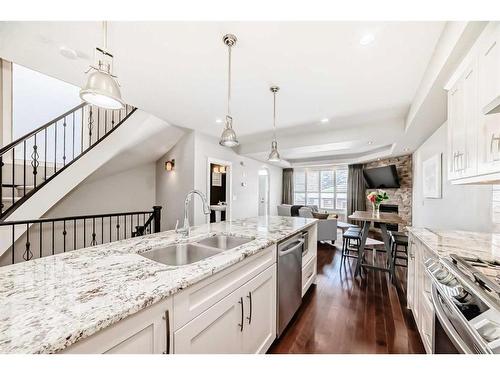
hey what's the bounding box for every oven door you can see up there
[431,284,485,354]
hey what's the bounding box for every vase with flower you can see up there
[367,190,389,217]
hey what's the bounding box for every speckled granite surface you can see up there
[0,216,316,354]
[408,227,500,263]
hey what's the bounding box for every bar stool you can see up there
[341,228,362,262]
[389,231,408,277]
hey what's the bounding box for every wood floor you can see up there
[269,241,425,354]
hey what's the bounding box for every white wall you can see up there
[155,132,195,231]
[47,162,156,218]
[412,122,493,232]
[192,132,282,226]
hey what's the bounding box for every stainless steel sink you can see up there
[140,243,223,266]
[197,235,253,250]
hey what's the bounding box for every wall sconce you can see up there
[165,159,175,171]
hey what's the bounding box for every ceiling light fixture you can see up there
[219,34,239,148]
[268,86,281,162]
[215,118,222,124]
[359,33,375,46]
[320,118,329,123]
[80,21,124,110]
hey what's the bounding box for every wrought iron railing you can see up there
[0,103,136,219]
[0,206,161,266]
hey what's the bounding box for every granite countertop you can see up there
[0,216,316,354]
[408,227,500,263]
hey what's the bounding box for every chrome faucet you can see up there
[175,190,211,237]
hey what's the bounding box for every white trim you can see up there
[206,157,233,223]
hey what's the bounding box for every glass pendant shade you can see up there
[268,140,280,162]
[219,115,239,147]
[80,70,124,110]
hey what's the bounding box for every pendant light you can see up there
[268,86,281,162]
[80,21,124,110]
[219,34,239,147]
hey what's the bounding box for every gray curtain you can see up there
[282,168,294,204]
[347,164,366,223]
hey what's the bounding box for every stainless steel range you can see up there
[425,254,500,354]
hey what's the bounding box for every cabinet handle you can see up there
[246,292,253,325]
[238,297,244,331]
[162,310,170,354]
[485,40,497,57]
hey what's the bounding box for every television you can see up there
[363,165,400,189]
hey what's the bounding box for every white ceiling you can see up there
[0,21,446,164]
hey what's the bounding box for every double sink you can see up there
[139,234,254,266]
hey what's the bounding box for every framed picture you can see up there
[423,153,442,199]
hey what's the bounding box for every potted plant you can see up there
[367,190,389,217]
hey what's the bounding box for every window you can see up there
[294,167,347,211]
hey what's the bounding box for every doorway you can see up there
[258,168,270,216]
[206,158,232,223]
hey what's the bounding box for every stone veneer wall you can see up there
[364,155,412,231]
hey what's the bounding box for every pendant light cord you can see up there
[273,90,277,142]
[227,44,232,116]
[102,21,107,52]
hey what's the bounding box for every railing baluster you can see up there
[39,222,42,258]
[62,117,67,167]
[81,107,84,153]
[97,108,100,140]
[72,112,75,161]
[11,148,14,207]
[23,223,32,261]
[11,225,15,264]
[54,121,57,174]
[23,140,26,196]
[116,216,120,240]
[44,128,47,181]
[83,218,86,246]
[101,217,104,244]
[124,215,127,239]
[52,221,55,255]
[74,219,77,251]
[32,133,39,190]
[88,107,93,148]
[91,217,96,246]
[109,216,112,242]
[63,220,67,252]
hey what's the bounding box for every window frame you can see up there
[293,167,347,212]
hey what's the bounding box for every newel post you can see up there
[152,206,162,233]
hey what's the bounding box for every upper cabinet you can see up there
[447,22,500,184]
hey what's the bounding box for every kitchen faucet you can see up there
[175,190,211,237]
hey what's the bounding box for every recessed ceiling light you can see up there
[359,33,375,46]
[320,118,329,123]
[368,141,373,145]
[215,118,223,124]
[404,147,410,152]
[59,46,78,60]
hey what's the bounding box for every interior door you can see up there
[174,287,244,353]
[242,265,277,354]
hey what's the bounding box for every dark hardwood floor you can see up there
[269,241,425,354]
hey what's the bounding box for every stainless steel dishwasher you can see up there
[277,233,305,337]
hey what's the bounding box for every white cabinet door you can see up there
[448,79,466,180]
[478,24,500,112]
[463,60,479,177]
[174,287,244,353]
[242,265,277,354]
[63,298,172,354]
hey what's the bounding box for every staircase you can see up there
[0,103,136,219]
[0,101,185,259]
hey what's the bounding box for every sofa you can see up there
[277,204,337,243]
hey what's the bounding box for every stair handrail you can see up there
[0,206,162,265]
[0,102,136,219]
[0,103,86,156]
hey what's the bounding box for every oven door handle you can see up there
[431,284,474,354]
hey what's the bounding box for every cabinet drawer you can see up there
[301,255,317,297]
[173,244,276,330]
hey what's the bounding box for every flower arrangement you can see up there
[367,190,389,216]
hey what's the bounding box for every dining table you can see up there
[347,210,405,280]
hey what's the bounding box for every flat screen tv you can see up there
[363,165,400,189]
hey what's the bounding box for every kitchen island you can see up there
[0,216,317,354]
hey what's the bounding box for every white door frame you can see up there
[206,157,233,223]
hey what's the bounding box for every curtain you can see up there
[347,164,366,224]
[282,168,294,204]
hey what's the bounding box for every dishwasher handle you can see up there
[279,239,304,257]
